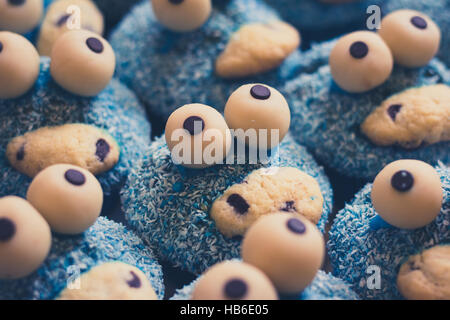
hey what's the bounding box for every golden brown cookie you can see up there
[192,261,278,300]
[397,245,450,300]
[361,85,450,149]
[0,0,43,34]
[371,159,443,229]
[210,167,324,237]
[58,262,158,300]
[216,21,300,78]
[0,196,51,279]
[37,0,104,56]
[7,123,119,178]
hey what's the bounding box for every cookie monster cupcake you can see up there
[171,214,359,300]
[121,85,333,274]
[0,30,151,199]
[0,165,164,300]
[285,10,449,180]
[110,0,305,122]
[328,160,449,299]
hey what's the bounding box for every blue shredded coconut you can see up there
[0,57,151,198]
[0,217,164,300]
[120,134,333,275]
[328,163,450,300]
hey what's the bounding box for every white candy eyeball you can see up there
[151,0,212,32]
[378,9,441,68]
[241,213,325,294]
[26,164,103,235]
[0,196,51,279]
[0,0,43,34]
[225,84,291,149]
[329,31,393,93]
[165,104,232,169]
[50,29,115,97]
[371,160,443,229]
[192,261,278,300]
[0,31,40,99]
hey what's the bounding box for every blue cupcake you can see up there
[285,26,449,180]
[0,31,151,198]
[110,0,306,121]
[328,161,449,299]
[0,213,164,300]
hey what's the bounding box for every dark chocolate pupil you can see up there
[250,85,271,100]
[0,218,16,242]
[387,104,402,121]
[183,116,205,135]
[95,139,110,162]
[224,279,247,299]
[287,218,306,234]
[349,41,369,59]
[8,0,26,6]
[16,143,25,161]
[56,13,72,27]
[0,41,3,54]
[227,194,250,215]
[64,169,86,186]
[281,201,296,212]
[86,37,104,53]
[169,0,184,4]
[411,16,427,29]
[391,170,414,192]
[126,271,142,288]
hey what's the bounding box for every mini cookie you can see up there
[397,245,450,300]
[0,217,164,300]
[0,0,43,34]
[328,162,449,299]
[216,21,300,78]
[121,134,333,274]
[50,29,115,97]
[27,164,103,234]
[211,167,323,237]
[192,260,278,300]
[0,196,51,280]
[7,123,119,177]
[224,84,290,149]
[0,31,40,99]
[37,0,104,56]
[58,262,158,300]
[361,85,450,149]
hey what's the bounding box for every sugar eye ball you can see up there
[26,164,103,234]
[50,29,115,97]
[0,0,43,34]
[165,104,232,169]
[329,31,393,93]
[371,159,443,229]
[224,84,291,149]
[0,196,51,279]
[241,213,324,294]
[378,10,441,68]
[0,31,40,99]
[192,261,278,300]
[151,0,212,32]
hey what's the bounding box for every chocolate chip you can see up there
[287,218,306,234]
[224,279,247,299]
[169,0,184,4]
[64,169,86,186]
[8,0,26,6]
[95,139,110,162]
[411,16,427,29]
[16,143,25,161]
[183,116,205,135]
[126,271,142,288]
[0,41,3,53]
[56,13,72,27]
[250,85,271,100]
[391,170,414,192]
[280,201,296,212]
[387,104,402,121]
[0,218,16,242]
[349,41,369,59]
[227,194,250,215]
[86,37,104,54]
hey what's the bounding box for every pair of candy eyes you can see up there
[182,85,271,136]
